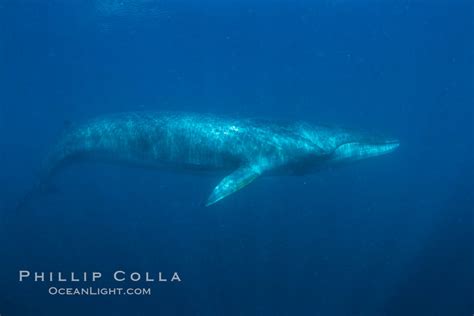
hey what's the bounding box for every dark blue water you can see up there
[0,0,472,315]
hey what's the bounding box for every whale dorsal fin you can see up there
[206,165,263,206]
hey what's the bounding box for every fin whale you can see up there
[20,112,399,207]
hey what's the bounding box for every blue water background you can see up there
[0,0,472,315]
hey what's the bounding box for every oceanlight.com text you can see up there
[48,287,152,296]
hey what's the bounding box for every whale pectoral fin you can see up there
[206,166,262,206]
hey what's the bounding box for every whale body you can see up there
[33,112,399,206]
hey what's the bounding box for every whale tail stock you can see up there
[14,172,60,212]
[15,179,45,212]
[14,147,67,212]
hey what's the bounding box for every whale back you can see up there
[43,112,325,175]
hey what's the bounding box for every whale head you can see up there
[293,123,399,162]
[330,136,400,163]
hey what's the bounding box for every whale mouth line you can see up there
[356,138,400,149]
[383,139,400,146]
[338,139,400,148]
[372,139,400,155]
[381,139,401,150]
